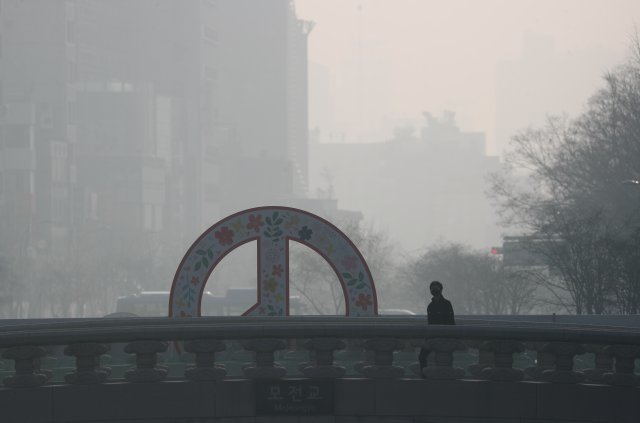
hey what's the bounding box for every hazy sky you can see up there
[296,0,640,154]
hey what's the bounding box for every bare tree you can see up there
[403,243,537,315]
[490,40,640,314]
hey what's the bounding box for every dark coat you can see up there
[419,295,456,371]
[427,296,455,325]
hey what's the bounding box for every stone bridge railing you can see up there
[0,316,639,423]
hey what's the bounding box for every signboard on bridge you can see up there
[255,379,334,415]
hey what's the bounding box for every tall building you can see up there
[309,112,501,251]
[216,0,312,213]
[0,0,77,259]
[0,0,313,264]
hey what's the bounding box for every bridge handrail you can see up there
[0,316,639,347]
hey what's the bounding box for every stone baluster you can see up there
[408,338,427,377]
[241,338,287,379]
[465,339,493,378]
[38,346,58,381]
[524,341,556,380]
[301,338,346,378]
[339,338,367,374]
[336,338,366,362]
[64,343,110,384]
[2,346,49,387]
[343,338,368,375]
[480,340,525,381]
[361,338,405,378]
[603,345,640,387]
[583,344,614,383]
[354,349,375,375]
[124,340,169,382]
[284,338,310,364]
[422,338,466,380]
[541,342,585,383]
[184,339,227,381]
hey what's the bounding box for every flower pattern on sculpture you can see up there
[272,264,284,277]
[246,214,264,233]
[264,211,284,242]
[284,215,300,230]
[215,226,234,245]
[265,247,280,263]
[298,225,313,241]
[231,219,244,233]
[264,277,277,293]
[355,293,373,311]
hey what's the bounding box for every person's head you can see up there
[430,280,443,297]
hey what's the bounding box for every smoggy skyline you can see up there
[296,0,640,154]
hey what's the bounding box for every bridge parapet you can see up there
[0,317,639,422]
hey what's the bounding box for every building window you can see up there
[67,59,75,82]
[204,183,219,202]
[143,204,163,231]
[203,26,217,44]
[154,205,163,231]
[2,124,30,149]
[204,65,218,81]
[67,100,77,124]
[66,20,76,44]
[51,142,67,182]
[143,204,153,231]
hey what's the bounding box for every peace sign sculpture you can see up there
[169,206,378,317]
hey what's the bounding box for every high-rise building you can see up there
[216,0,313,213]
[0,0,77,259]
[0,0,313,263]
[309,112,501,251]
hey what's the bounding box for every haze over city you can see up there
[297,0,640,153]
[2,3,640,421]
[0,0,639,317]
[295,0,640,252]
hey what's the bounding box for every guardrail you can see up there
[0,316,638,387]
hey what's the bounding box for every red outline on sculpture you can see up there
[169,206,378,317]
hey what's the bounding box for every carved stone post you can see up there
[583,344,614,383]
[480,340,525,381]
[301,338,346,378]
[524,341,555,380]
[603,345,640,387]
[64,343,110,384]
[38,346,58,381]
[2,346,48,387]
[361,338,405,378]
[408,338,428,377]
[124,340,169,382]
[241,338,287,379]
[184,339,227,381]
[466,339,494,377]
[422,338,466,380]
[354,348,375,375]
[339,338,366,374]
[541,342,585,383]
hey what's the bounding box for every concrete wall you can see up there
[1,378,638,423]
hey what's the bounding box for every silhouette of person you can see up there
[418,280,455,377]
